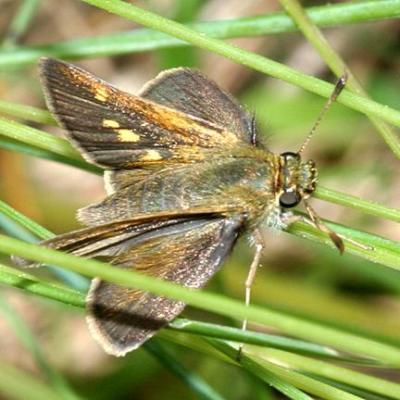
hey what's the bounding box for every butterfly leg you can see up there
[237,229,264,361]
[299,201,372,252]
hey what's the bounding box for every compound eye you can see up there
[280,152,300,163]
[279,190,301,208]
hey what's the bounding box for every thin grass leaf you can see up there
[1,1,400,68]
[156,0,203,69]
[278,0,400,157]
[0,136,98,173]
[0,118,101,174]
[2,236,400,365]
[289,216,400,270]
[210,341,314,400]
[146,339,226,400]
[209,339,361,400]
[0,260,382,365]
[0,199,53,240]
[169,319,361,363]
[0,99,56,125]
[0,263,85,307]
[0,359,62,400]
[78,0,400,130]
[0,295,82,400]
[0,212,37,242]
[305,375,398,400]
[223,266,400,346]
[246,347,400,399]
[2,0,39,48]
[0,200,89,290]
[314,187,400,223]
[163,330,400,400]
[0,116,79,160]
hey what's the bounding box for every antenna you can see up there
[298,73,348,155]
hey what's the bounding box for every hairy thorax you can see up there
[78,148,278,228]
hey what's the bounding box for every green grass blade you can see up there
[247,347,400,399]
[156,0,203,69]
[0,260,380,365]
[146,339,226,400]
[78,0,400,129]
[0,212,37,242]
[2,0,39,48]
[315,187,400,223]
[163,330,400,400]
[289,217,400,270]
[169,319,348,362]
[0,137,99,172]
[0,263,85,307]
[0,359,62,400]
[0,200,90,290]
[304,376,396,400]
[0,99,55,125]
[0,117,101,174]
[0,199,53,240]
[161,331,309,398]
[209,339,361,400]
[0,295,82,400]
[278,0,400,157]
[2,236,400,366]
[1,1,400,68]
[0,116,79,160]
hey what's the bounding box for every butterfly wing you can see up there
[39,58,243,169]
[101,67,257,194]
[87,214,242,356]
[139,67,255,144]
[12,213,197,267]
[15,212,243,355]
[37,59,251,355]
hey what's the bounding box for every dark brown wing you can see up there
[13,213,199,267]
[15,212,243,356]
[39,58,241,169]
[15,212,233,262]
[87,214,242,356]
[139,67,254,143]
[103,67,256,193]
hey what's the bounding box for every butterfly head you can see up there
[277,152,317,209]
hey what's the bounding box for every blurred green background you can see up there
[0,0,399,399]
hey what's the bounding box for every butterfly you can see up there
[17,58,345,356]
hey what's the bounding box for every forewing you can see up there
[87,215,242,356]
[103,168,157,195]
[40,58,240,168]
[140,68,254,143]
